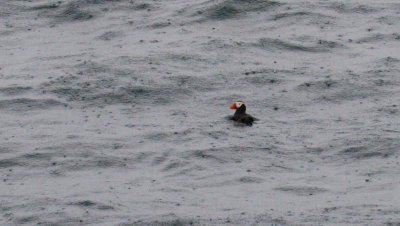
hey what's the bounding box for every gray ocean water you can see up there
[1,0,400,225]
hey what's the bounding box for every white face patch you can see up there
[235,101,244,108]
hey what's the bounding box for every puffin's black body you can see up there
[229,101,256,126]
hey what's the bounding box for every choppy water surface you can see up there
[1,0,400,225]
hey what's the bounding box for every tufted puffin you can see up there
[229,101,257,126]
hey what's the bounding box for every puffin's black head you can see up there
[229,101,246,114]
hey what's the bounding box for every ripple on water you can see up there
[326,2,381,14]
[257,38,341,53]
[30,0,126,24]
[96,31,124,41]
[69,200,115,210]
[272,11,333,21]
[296,79,380,103]
[0,98,66,112]
[275,186,328,196]
[0,86,32,96]
[191,0,281,21]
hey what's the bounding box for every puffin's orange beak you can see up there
[229,103,237,110]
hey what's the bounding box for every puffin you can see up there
[229,101,257,126]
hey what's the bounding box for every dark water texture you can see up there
[1,0,400,225]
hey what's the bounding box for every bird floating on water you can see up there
[229,101,257,126]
